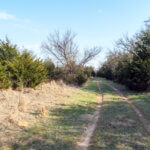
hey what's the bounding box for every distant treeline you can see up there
[97,23,150,91]
[0,30,99,89]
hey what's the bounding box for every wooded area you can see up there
[0,31,100,89]
[97,23,150,91]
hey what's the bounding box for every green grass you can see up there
[103,78,150,121]
[8,80,99,150]
[89,80,150,150]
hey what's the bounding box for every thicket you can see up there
[0,38,96,89]
[42,30,100,85]
[0,30,99,89]
[97,24,150,91]
[43,59,95,85]
[0,38,47,89]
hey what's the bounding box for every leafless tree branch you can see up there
[79,47,102,66]
[42,30,102,68]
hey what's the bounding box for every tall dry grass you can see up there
[0,80,74,146]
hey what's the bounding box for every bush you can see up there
[53,67,65,80]
[0,38,19,89]
[84,66,95,78]
[44,59,55,80]
[11,51,47,88]
[0,62,12,88]
[65,74,76,84]
[75,72,88,85]
[0,38,19,62]
[125,54,150,91]
[0,39,47,89]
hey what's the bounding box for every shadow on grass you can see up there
[9,94,99,150]
[9,103,97,150]
[89,81,150,150]
[90,100,150,149]
[82,80,99,95]
[131,96,150,121]
[102,77,150,98]
[12,138,73,150]
[102,78,150,124]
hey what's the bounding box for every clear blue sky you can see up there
[0,0,150,67]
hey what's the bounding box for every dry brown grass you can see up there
[0,80,74,146]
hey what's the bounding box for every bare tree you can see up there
[42,30,78,66]
[42,30,102,67]
[115,35,136,54]
[79,47,101,66]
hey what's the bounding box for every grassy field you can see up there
[4,80,99,150]
[104,78,150,121]
[1,78,150,150]
[89,80,150,150]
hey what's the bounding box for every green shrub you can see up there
[0,38,19,62]
[0,38,47,89]
[11,51,47,88]
[0,62,12,89]
[44,59,55,80]
[0,38,19,88]
[84,66,94,78]
[75,72,88,85]
[53,67,65,80]
[65,74,76,84]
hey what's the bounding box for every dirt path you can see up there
[102,79,150,135]
[76,82,103,150]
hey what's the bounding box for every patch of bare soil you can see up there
[0,80,74,146]
[103,80,150,135]
[76,82,103,150]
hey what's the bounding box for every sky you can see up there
[0,0,150,68]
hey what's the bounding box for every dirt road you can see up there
[76,82,103,150]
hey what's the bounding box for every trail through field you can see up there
[102,79,150,135]
[76,82,103,150]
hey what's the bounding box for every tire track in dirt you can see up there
[76,82,103,150]
[102,79,150,135]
